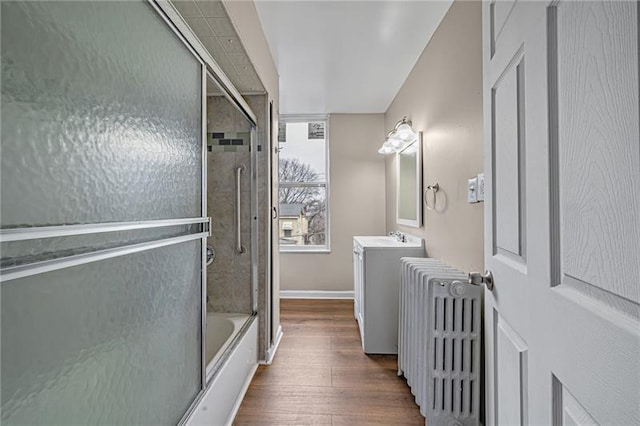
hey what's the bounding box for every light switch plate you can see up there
[477,173,485,201]
[468,177,478,203]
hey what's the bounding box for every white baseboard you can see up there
[279,290,354,299]
[261,325,283,365]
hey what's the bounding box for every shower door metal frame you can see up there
[200,55,209,401]
[204,67,259,318]
[151,0,260,423]
[135,3,214,418]
[250,126,259,314]
[0,218,209,242]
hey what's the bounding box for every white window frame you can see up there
[278,114,330,253]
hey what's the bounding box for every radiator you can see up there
[398,257,483,426]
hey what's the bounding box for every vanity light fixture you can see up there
[378,116,418,155]
[377,145,396,154]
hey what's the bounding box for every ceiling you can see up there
[171,0,265,95]
[255,0,453,115]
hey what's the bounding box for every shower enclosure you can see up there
[1,1,259,424]
[203,79,258,380]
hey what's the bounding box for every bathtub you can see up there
[205,313,252,378]
[187,313,258,426]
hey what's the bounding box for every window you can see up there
[278,116,329,251]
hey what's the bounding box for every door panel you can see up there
[553,0,640,305]
[495,311,528,426]
[491,0,517,45]
[492,52,526,262]
[553,377,599,426]
[483,1,640,425]
[547,288,639,423]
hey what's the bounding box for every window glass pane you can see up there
[279,122,326,182]
[279,186,326,246]
[0,1,202,228]
[1,240,202,425]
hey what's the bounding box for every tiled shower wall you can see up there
[206,95,253,314]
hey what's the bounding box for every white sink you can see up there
[354,235,423,248]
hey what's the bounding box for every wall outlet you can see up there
[468,177,478,203]
[477,173,485,202]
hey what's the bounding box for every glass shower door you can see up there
[1,1,207,424]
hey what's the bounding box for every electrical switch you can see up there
[468,177,478,203]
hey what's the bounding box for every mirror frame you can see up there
[396,131,422,228]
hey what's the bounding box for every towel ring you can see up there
[424,183,440,211]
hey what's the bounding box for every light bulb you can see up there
[388,132,405,148]
[383,139,396,149]
[396,123,416,141]
[378,145,396,155]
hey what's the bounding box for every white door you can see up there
[483,1,639,425]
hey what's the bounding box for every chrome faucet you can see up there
[389,231,406,242]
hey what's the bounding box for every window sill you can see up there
[279,248,331,254]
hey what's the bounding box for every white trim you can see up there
[266,100,274,358]
[224,363,259,426]
[396,131,423,228]
[280,290,354,299]
[280,248,331,254]
[325,116,331,251]
[279,182,327,188]
[261,325,283,365]
[279,114,329,122]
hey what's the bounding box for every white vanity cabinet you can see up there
[352,235,425,354]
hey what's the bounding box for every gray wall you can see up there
[385,0,484,273]
[279,0,484,292]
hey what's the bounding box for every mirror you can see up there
[397,133,422,228]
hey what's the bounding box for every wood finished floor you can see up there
[234,299,424,426]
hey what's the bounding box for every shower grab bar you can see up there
[235,164,247,255]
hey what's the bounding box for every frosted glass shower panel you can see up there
[1,241,203,425]
[0,1,203,227]
[0,0,206,424]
